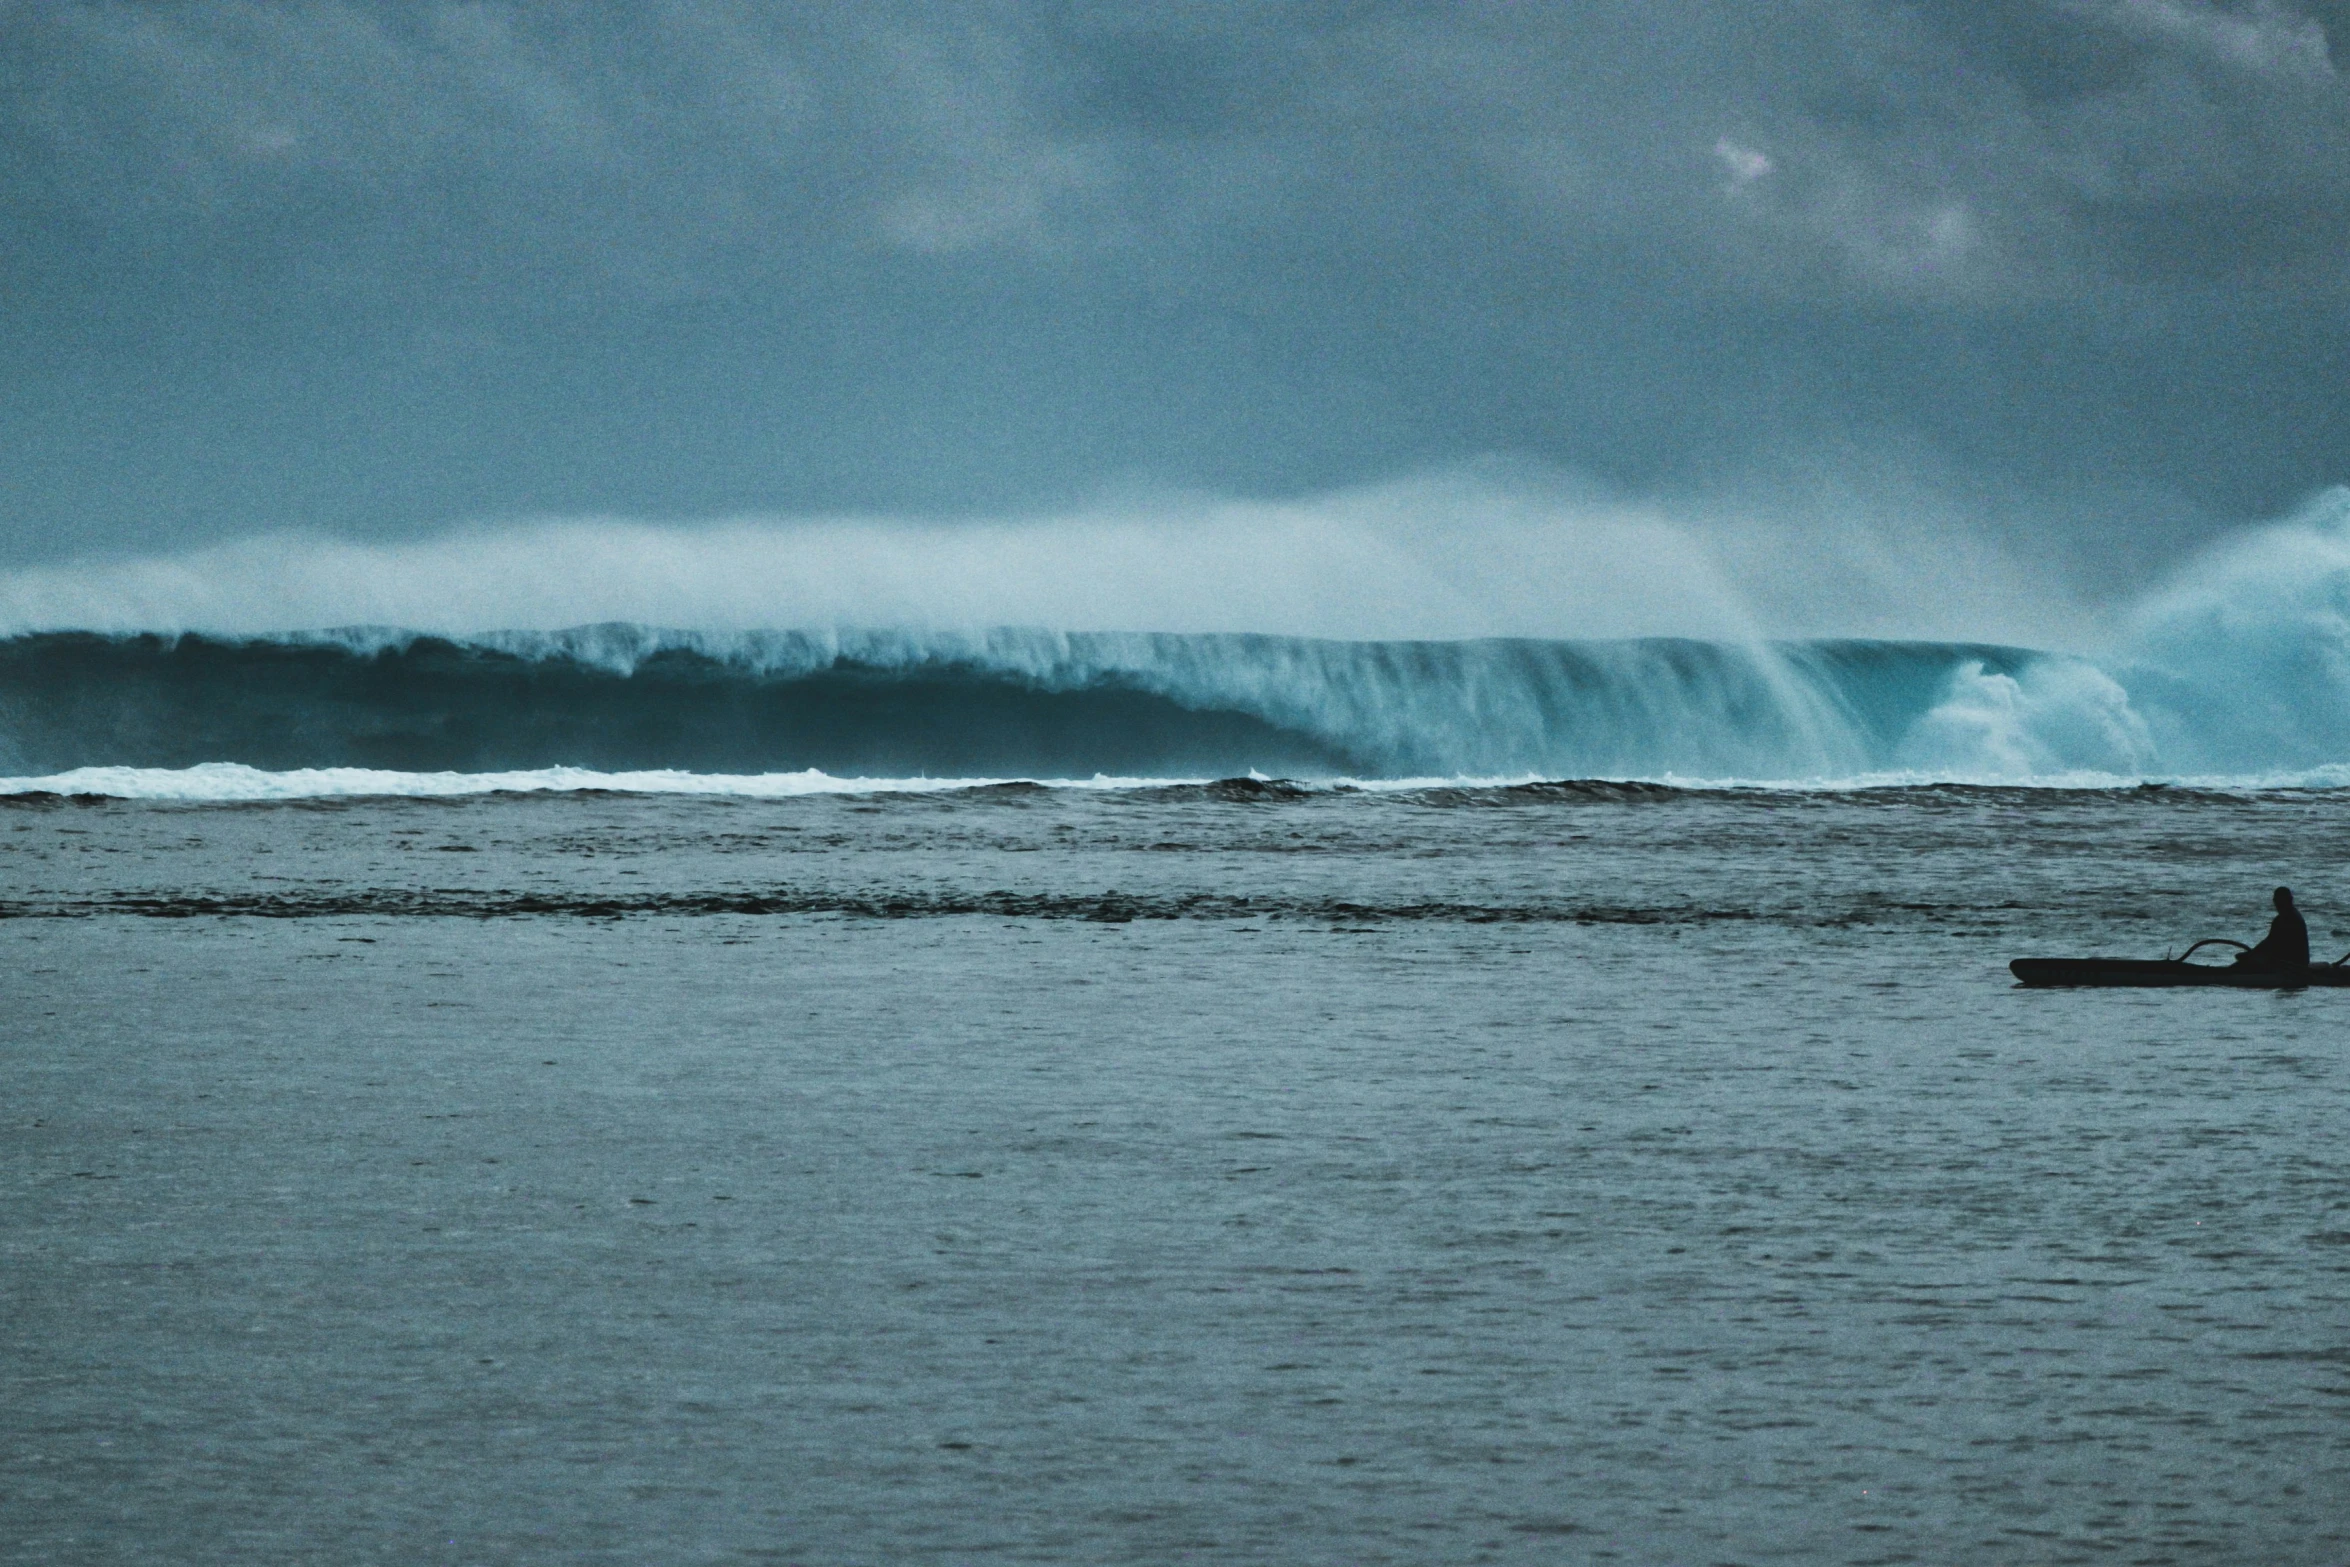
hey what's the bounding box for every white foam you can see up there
[1897,657,2154,778]
[10,761,2350,804]
[0,763,1170,802]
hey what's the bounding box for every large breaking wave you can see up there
[0,626,2044,780]
[1,486,2346,791]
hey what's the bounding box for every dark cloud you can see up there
[0,0,2344,564]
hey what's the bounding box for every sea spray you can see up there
[2120,486,2350,772]
[1896,659,2153,778]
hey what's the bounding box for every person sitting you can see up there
[2234,887,2310,972]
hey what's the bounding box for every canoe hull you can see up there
[2010,958,2350,988]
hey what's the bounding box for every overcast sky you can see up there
[3,0,2346,579]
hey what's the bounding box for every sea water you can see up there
[6,778,2349,1565]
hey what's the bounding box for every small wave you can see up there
[0,763,1189,803]
[13,762,2350,807]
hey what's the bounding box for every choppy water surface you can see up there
[6,781,2350,1565]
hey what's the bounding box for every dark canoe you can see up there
[2011,958,2350,988]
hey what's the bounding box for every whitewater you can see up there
[5,485,2350,794]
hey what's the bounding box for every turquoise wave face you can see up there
[0,627,2096,780]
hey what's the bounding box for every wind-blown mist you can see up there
[0,480,2346,787]
[0,472,2095,647]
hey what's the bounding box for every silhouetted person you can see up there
[2234,886,2309,972]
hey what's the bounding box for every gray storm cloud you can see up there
[0,0,2345,590]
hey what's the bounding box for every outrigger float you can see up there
[2012,939,2350,988]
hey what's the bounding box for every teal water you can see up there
[5,784,2349,1564]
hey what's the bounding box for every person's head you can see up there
[2275,886,2296,911]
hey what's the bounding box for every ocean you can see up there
[6,771,2350,1565]
[10,498,2350,1563]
